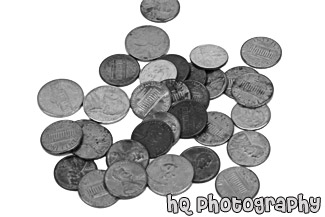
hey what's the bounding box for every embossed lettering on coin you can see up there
[183,80,210,109]
[139,59,177,83]
[160,54,190,81]
[205,69,227,99]
[190,44,228,69]
[162,79,191,106]
[140,0,180,23]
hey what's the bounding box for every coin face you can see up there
[37,79,84,118]
[41,120,83,156]
[183,80,210,109]
[231,104,271,130]
[83,86,130,124]
[227,131,271,167]
[241,37,282,69]
[140,0,180,23]
[125,25,170,61]
[159,54,190,81]
[130,81,171,119]
[195,112,234,146]
[215,167,260,200]
[99,54,140,87]
[205,69,227,99]
[187,63,207,85]
[190,44,228,69]
[180,146,220,183]
[232,73,274,108]
[54,155,97,191]
[139,59,177,83]
[162,79,191,106]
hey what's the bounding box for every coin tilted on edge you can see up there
[205,69,227,99]
[140,0,180,23]
[160,54,190,81]
[139,59,177,83]
[190,44,228,69]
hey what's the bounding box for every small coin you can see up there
[195,111,234,146]
[41,120,83,156]
[190,44,228,69]
[159,54,190,81]
[125,25,170,61]
[231,104,271,130]
[139,59,177,83]
[78,170,118,208]
[162,79,191,106]
[215,166,260,200]
[140,0,180,23]
[99,54,140,87]
[205,69,227,99]
[37,79,84,118]
[227,131,271,167]
[147,154,194,196]
[130,81,171,119]
[186,63,207,85]
[241,37,282,69]
[54,155,97,191]
[183,80,210,109]
[180,146,220,183]
[106,139,149,168]
[83,86,130,124]
[232,73,274,108]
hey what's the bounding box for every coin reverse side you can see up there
[162,79,191,106]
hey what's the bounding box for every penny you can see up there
[231,104,271,130]
[159,54,190,81]
[40,120,83,156]
[104,161,147,199]
[183,80,210,109]
[180,146,220,183]
[54,155,97,191]
[241,37,282,69]
[139,59,177,83]
[205,69,227,99]
[99,54,140,87]
[190,44,228,69]
[162,79,191,106]
[195,111,234,146]
[106,139,149,168]
[37,79,84,118]
[232,73,274,108]
[146,154,194,196]
[215,166,260,200]
[227,131,271,167]
[83,85,130,124]
[140,0,180,23]
[130,81,171,119]
[186,63,207,85]
[169,100,208,138]
[78,170,118,208]
[125,25,170,61]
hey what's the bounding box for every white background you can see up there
[1,0,324,216]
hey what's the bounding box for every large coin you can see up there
[140,0,180,23]
[37,79,84,118]
[183,80,210,109]
[139,59,177,83]
[159,54,190,81]
[186,63,207,85]
[205,69,227,99]
[190,44,228,69]
[162,79,191,106]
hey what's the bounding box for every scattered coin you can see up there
[183,80,210,109]
[139,59,177,83]
[205,69,227,99]
[187,63,207,85]
[160,54,190,81]
[140,0,180,23]
[190,44,228,69]
[162,79,191,106]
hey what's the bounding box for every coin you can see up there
[140,0,180,23]
[205,69,227,99]
[130,81,171,119]
[187,63,207,85]
[183,80,210,109]
[78,170,118,208]
[104,161,147,199]
[125,25,170,61]
[232,73,274,108]
[162,79,191,106]
[195,111,234,146]
[146,154,194,196]
[180,146,220,183]
[106,139,149,168]
[37,79,84,118]
[215,166,260,200]
[241,37,282,69]
[231,104,271,130]
[54,155,97,191]
[99,54,140,87]
[227,131,271,167]
[83,85,130,124]
[159,54,190,81]
[40,120,83,156]
[190,44,228,69]
[169,100,208,138]
[139,59,177,83]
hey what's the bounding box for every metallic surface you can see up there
[140,0,180,23]
[159,54,190,81]
[205,69,227,99]
[190,44,228,69]
[183,80,210,109]
[187,63,207,85]
[139,59,177,83]
[162,79,191,106]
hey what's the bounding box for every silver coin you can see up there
[227,131,271,167]
[161,79,191,106]
[183,80,210,109]
[139,59,177,83]
[83,86,130,124]
[37,79,84,118]
[205,69,227,99]
[190,44,228,69]
[140,0,180,23]
[146,154,194,196]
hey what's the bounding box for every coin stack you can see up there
[38,0,282,208]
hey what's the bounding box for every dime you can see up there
[83,85,130,124]
[180,146,220,183]
[54,155,97,191]
[139,59,177,83]
[190,44,228,69]
[99,54,140,87]
[183,80,210,109]
[187,63,207,85]
[125,25,170,61]
[37,79,84,118]
[241,37,282,69]
[227,131,271,167]
[215,166,260,200]
[146,154,194,196]
[140,0,180,23]
[162,79,191,106]
[40,120,83,156]
[205,69,227,99]
[159,54,190,81]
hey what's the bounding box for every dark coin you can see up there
[162,79,191,106]
[183,80,210,109]
[140,0,180,23]
[40,120,83,156]
[160,54,190,81]
[190,44,228,69]
[54,155,97,191]
[187,63,207,85]
[139,59,177,83]
[180,146,220,183]
[205,69,227,99]
[131,120,174,158]
[169,100,208,138]
[99,54,140,87]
